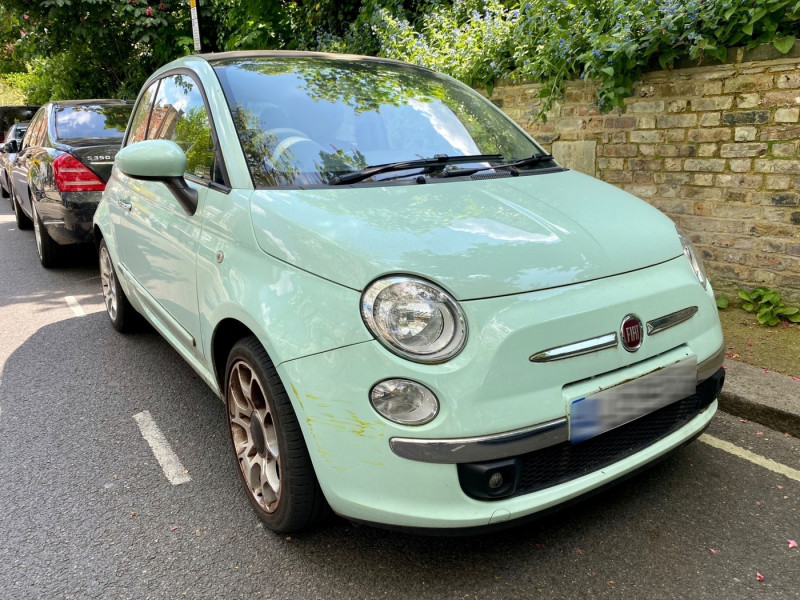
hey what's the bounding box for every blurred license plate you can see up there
[569,357,697,443]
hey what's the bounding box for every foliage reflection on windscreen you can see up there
[213,57,539,187]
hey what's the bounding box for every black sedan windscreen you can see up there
[55,105,131,141]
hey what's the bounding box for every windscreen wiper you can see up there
[435,153,557,179]
[328,153,503,185]
[495,153,556,171]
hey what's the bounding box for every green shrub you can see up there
[738,287,800,327]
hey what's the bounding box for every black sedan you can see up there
[1,121,29,206]
[9,99,133,267]
[0,105,38,142]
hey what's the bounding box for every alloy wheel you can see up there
[99,246,118,322]
[228,360,281,513]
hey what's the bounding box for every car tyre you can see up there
[12,190,32,230]
[225,336,329,533]
[99,238,140,332]
[32,202,60,268]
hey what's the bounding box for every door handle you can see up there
[116,199,132,212]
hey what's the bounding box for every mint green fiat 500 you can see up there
[95,51,724,534]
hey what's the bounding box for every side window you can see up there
[148,74,217,182]
[20,116,35,147]
[23,110,45,148]
[34,110,49,146]
[127,81,159,146]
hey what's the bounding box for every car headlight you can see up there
[360,276,467,363]
[677,227,707,289]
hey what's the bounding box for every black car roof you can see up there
[49,99,134,109]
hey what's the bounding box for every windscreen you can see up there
[4,123,28,143]
[213,57,542,187]
[55,105,131,141]
[0,107,37,142]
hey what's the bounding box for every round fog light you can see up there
[370,379,439,425]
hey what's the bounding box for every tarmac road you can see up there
[0,202,798,600]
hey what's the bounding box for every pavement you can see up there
[718,359,800,438]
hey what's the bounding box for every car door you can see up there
[10,108,46,214]
[111,72,224,360]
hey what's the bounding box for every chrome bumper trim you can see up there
[390,418,569,464]
[647,306,698,336]
[697,343,725,383]
[530,333,617,363]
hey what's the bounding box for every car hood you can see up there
[249,170,684,300]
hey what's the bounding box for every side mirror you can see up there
[115,139,198,216]
[3,140,18,153]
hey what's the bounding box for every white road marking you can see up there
[699,434,800,483]
[133,410,192,485]
[64,296,85,317]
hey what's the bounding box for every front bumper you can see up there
[277,257,724,530]
[389,350,723,465]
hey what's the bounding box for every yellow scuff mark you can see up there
[347,410,380,434]
[290,383,304,411]
[320,413,349,431]
[303,417,331,460]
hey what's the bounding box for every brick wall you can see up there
[489,45,800,304]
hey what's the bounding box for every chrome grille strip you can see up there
[529,333,617,363]
[530,306,699,363]
[646,306,698,335]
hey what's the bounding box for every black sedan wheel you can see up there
[12,190,32,230]
[32,202,59,268]
[225,336,328,533]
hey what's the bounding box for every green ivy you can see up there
[321,0,800,118]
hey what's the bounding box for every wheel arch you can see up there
[92,200,115,253]
[22,182,35,216]
[25,160,42,209]
[212,318,261,393]
[93,223,105,250]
